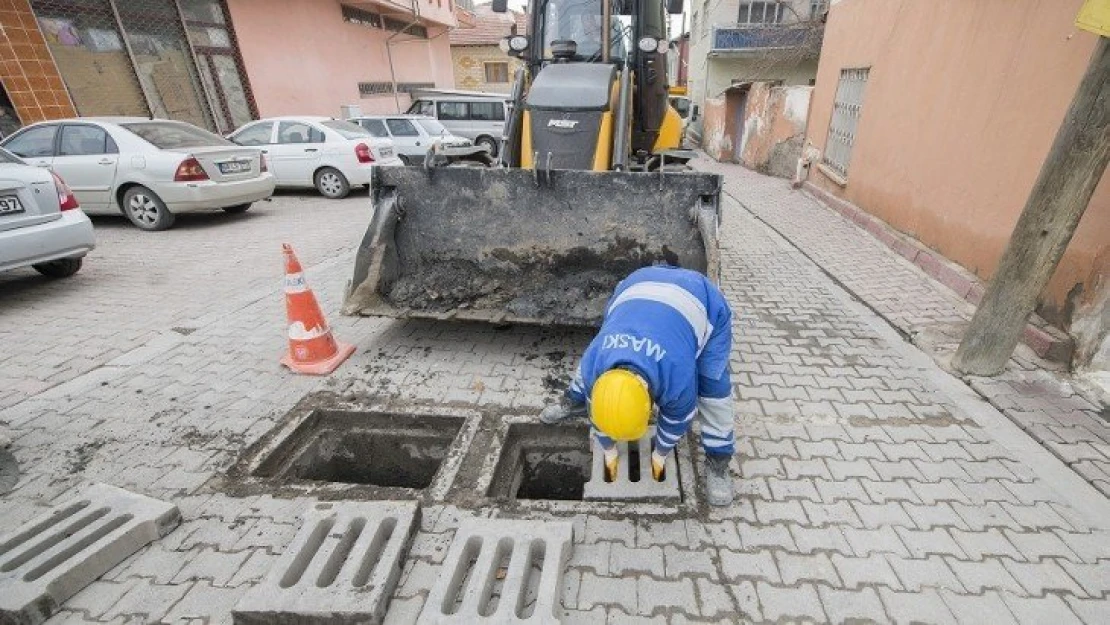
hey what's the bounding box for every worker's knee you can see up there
[697,372,732,401]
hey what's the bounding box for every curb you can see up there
[802,181,1074,364]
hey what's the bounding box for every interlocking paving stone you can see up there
[233,501,419,625]
[0,483,180,625]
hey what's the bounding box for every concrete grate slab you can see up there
[583,428,681,501]
[233,500,420,625]
[0,483,181,625]
[418,518,574,624]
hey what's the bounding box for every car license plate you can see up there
[0,195,23,216]
[219,160,252,174]
[379,148,393,158]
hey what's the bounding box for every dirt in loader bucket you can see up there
[344,167,722,327]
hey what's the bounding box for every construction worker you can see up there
[540,265,735,506]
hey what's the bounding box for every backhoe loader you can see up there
[342,0,721,327]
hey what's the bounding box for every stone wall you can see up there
[451,45,521,93]
[738,84,811,178]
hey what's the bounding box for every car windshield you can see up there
[416,119,448,135]
[0,147,23,164]
[121,122,232,149]
[321,120,373,139]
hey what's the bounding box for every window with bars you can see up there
[342,5,427,37]
[484,62,509,83]
[822,67,869,181]
[358,81,435,97]
[739,1,784,25]
[810,0,828,18]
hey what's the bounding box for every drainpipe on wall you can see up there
[387,0,427,113]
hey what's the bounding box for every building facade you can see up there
[667,32,690,90]
[0,0,456,136]
[229,0,456,118]
[804,0,1109,368]
[449,4,525,94]
[686,0,824,144]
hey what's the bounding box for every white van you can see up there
[406,95,508,157]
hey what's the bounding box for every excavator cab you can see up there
[342,0,721,327]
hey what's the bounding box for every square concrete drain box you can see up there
[247,409,467,496]
[419,518,573,624]
[0,483,180,625]
[233,501,419,625]
[488,423,682,504]
[488,423,593,502]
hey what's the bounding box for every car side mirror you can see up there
[667,0,683,15]
[491,0,507,12]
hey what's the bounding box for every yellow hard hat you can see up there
[590,368,651,441]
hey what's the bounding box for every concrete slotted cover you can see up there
[233,500,420,625]
[583,427,681,501]
[419,518,574,624]
[0,483,181,625]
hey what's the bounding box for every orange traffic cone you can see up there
[280,243,355,375]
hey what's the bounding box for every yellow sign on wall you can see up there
[1077,0,1110,37]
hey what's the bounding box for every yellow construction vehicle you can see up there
[343,0,721,326]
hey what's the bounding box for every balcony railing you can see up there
[710,24,821,55]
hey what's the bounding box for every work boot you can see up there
[704,453,734,507]
[540,397,587,424]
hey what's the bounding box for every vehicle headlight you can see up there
[638,37,660,53]
[502,35,528,53]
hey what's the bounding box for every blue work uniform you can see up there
[566,265,735,457]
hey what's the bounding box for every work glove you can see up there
[651,450,667,481]
[603,446,619,482]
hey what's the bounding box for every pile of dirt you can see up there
[386,261,622,324]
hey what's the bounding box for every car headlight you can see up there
[638,37,661,53]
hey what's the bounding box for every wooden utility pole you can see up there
[953,36,1110,376]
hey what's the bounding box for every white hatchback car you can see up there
[347,115,472,165]
[0,118,275,231]
[228,117,402,199]
[0,147,94,278]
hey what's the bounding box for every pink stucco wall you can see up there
[806,0,1109,331]
[227,0,455,117]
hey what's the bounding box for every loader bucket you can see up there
[343,166,721,327]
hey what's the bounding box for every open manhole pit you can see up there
[252,410,465,492]
[488,423,592,501]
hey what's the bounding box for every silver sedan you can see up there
[1,118,275,231]
[0,147,95,278]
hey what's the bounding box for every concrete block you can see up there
[419,518,574,624]
[582,429,680,502]
[0,483,180,625]
[233,501,420,625]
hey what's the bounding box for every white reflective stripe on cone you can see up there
[284,272,308,293]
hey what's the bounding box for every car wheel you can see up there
[223,203,252,214]
[122,186,175,231]
[314,167,350,199]
[32,257,82,278]
[475,136,498,157]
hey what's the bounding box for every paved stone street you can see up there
[1,166,1108,624]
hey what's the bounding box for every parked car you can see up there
[0,147,94,278]
[227,117,401,199]
[347,115,472,165]
[0,118,275,231]
[406,96,508,157]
